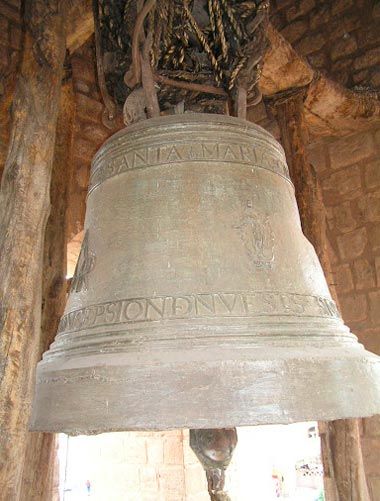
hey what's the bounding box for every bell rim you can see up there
[30,345,380,435]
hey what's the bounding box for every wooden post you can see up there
[0,1,67,498]
[275,93,370,501]
[19,80,76,501]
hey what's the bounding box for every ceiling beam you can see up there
[66,0,94,53]
[261,25,380,137]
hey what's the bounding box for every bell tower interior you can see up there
[0,1,380,500]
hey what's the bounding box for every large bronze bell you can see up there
[31,114,380,434]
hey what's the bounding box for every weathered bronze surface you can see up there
[31,114,380,434]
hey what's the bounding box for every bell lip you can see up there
[30,346,380,436]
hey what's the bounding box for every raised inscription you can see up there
[58,291,340,334]
[89,141,290,194]
[235,207,275,269]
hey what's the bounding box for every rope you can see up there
[98,0,270,113]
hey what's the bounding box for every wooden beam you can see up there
[0,0,67,498]
[19,80,76,501]
[275,94,370,501]
[66,0,93,54]
[260,25,380,137]
[0,0,93,179]
[261,25,314,95]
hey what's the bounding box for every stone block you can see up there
[246,100,268,124]
[356,25,380,49]
[74,79,91,95]
[369,224,380,253]
[340,292,368,323]
[75,93,104,124]
[158,465,185,493]
[333,69,350,86]
[286,0,315,22]
[309,5,330,30]
[280,19,308,44]
[295,33,325,56]
[374,1,380,17]
[139,465,159,492]
[9,22,20,50]
[375,128,380,144]
[146,437,164,464]
[4,0,20,7]
[331,0,353,15]
[0,16,8,42]
[333,263,354,294]
[0,2,19,22]
[327,236,339,264]
[358,329,380,355]
[103,463,141,493]
[0,45,8,69]
[353,70,369,84]
[307,50,328,70]
[329,14,361,39]
[122,435,147,464]
[358,191,380,223]
[371,69,380,87]
[376,256,380,286]
[269,11,286,31]
[369,290,380,324]
[328,133,375,170]
[307,142,327,174]
[322,165,362,204]
[331,35,357,62]
[183,437,199,466]
[354,47,380,71]
[71,55,96,83]
[336,226,367,260]
[164,436,184,465]
[74,137,98,162]
[331,201,358,233]
[79,120,111,146]
[74,162,90,189]
[185,464,208,495]
[353,258,376,290]
[186,493,210,501]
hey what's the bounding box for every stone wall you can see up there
[308,127,380,501]
[63,430,209,501]
[271,0,380,90]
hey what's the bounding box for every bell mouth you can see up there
[30,342,380,436]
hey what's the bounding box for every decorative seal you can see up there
[235,204,275,269]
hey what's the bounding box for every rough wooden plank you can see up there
[260,24,314,95]
[261,26,380,137]
[304,77,380,138]
[66,0,93,54]
[20,80,76,501]
[0,0,67,498]
[275,94,370,501]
